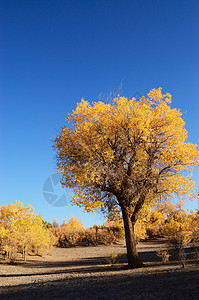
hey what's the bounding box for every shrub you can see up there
[157,248,170,263]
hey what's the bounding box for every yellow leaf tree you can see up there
[162,207,194,267]
[0,201,54,261]
[54,88,199,268]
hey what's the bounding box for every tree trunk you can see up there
[121,205,144,268]
[23,246,27,262]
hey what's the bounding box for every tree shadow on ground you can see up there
[0,243,198,279]
[1,240,199,300]
[0,266,199,300]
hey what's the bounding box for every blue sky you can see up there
[1,0,199,227]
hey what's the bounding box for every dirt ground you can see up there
[0,239,199,299]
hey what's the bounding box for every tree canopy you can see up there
[0,201,54,261]
[54,88,199,268]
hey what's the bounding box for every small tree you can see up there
[163,208,193,267]
[190,211,199,244]
[0,201,54,261]
[53,215,84,247]
[145,201,177,237]
[54,88,199,268]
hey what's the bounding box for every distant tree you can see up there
[52,219,59,228]
[145,201,177,237]
[0,201,54,261]
[54,88,199,268]
[42,220,52,229]
[162,207,193,267]
[53,215,84,247]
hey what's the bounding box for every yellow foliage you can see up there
[52,215,85,247]
[134,219,148,243]
[161,207,198,267]
[190,212,199,243]
[157,248,170,263]
[67,214,84,231]
[52,216,118,247]
[163,209,194,247]
[0,201,54,261]
[54,88,199,213]
[54,88,199,267]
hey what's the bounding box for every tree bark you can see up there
[23,246,27,262]
[121,205,144,268]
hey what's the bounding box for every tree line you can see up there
[0,200,198,264]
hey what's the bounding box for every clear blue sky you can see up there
[1,0,199,228]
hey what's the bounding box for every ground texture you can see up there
[0,239,199,299]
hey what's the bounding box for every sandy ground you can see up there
[0,239,199,299]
